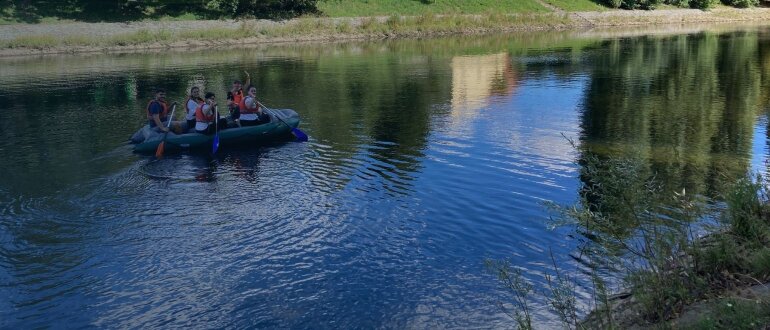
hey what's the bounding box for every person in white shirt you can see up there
[195,92,221,134]
[185,86,204,132]
[238,85,270,126]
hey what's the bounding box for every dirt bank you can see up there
[1,7,770,57]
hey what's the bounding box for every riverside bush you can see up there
[690,0,715,9]
[490,136,770,327]
[721,0,760,7]
[2,0,319,22]
[664,0,690,6]
[604,0,662,9]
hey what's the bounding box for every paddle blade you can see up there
[155,141,165,158]
[291,128,309,142]
[212,134,220,154]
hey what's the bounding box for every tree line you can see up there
[1,0,319,22]
[601,0,761,10]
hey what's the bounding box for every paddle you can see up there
[256,101,309,142]
[212,105,220,154]
[154,102,177,158]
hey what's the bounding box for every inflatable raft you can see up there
[130,109,301,154]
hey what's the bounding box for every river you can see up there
[1,24,770,328]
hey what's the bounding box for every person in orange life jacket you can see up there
[195,92,227,134]
[227,71,250,127]
[239,85,270,126]
[147,88,181,133]
[184,86,204,132]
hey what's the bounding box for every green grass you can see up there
[689,299,770,329]
[543,0,607,11]
[153,12,203,22]
[317,0,550,17]
[109,29,174,46]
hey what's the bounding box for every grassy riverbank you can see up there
[2,7,770,57]
[316,0,551,16]
[0,13,568,50]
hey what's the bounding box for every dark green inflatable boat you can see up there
[130,109,301,154]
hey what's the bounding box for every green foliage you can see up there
[691,299,770,329]
[748,247,770,276]
[544,252,579,327]
[725,176,770,243]
[721,0,759,7]
[543,0,606,11]
[546,143,770,324]
[484,260,534,330]
[664,0,691,6]
[207,0,319,19]
[602,0,661,9]
[689,0,715,9]
[606,0,721,9]
[693,237,740,275]
[0,0,318,23]
[110,29,173,46]
[629,267,709,322]
[623,0,663,9]
[486,251,589,329]
[316,0,549,17]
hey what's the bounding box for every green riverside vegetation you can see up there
[541,0,608,11]
[489,156,770,329]
[316,0,550,17]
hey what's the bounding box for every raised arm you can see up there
[243,71,251,89]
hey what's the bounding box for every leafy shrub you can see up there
[690,0,715,9]
[664,0,690,6]
[207,0,319,19]
[721,0,759,7]
[619,0,662,9]
[725,176,770,243]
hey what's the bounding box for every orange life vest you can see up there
[232,89,244,106]
[239,96,260,114]
[146,100,169,120]
[195,104,215,123]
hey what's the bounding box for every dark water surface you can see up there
[2,25,770,328]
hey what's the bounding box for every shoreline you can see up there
[2,7,770,58]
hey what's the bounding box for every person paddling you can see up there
[227,71,250,127]
[147,88,180,133]
[195,92,225,134]
[239,85,269,126]
[184,86,204,132]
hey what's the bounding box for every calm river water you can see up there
[2,24,770,328]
